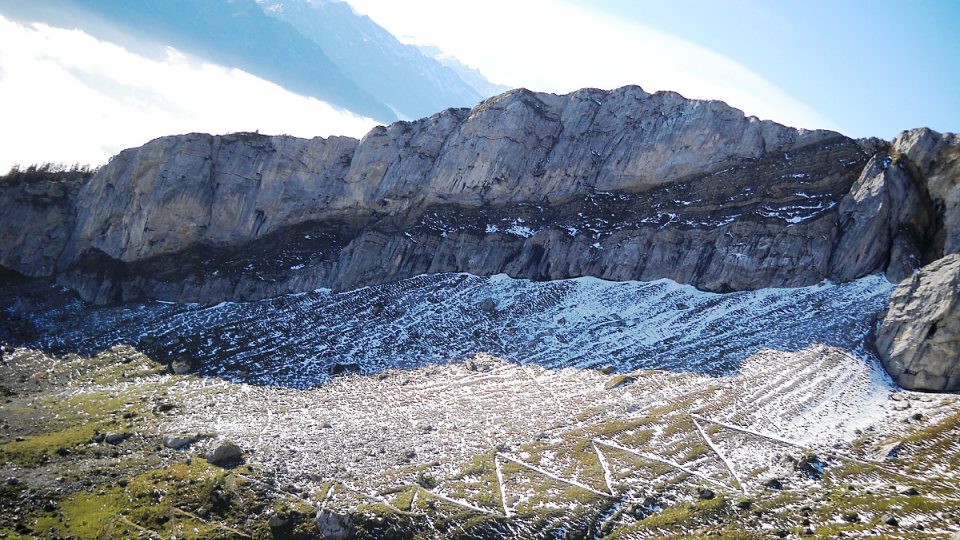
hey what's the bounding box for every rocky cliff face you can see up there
[1,87,877,294]
[2,86,959,390]
[52,86,845,268]
[877,254,960,392]
[0,170,87,277]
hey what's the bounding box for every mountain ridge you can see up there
[1,85,959,391]
[0,0,509,123]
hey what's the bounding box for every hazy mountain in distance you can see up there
[0,0,397,122]
[416,44,511,98]
[256,0,505,119]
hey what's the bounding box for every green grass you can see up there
[0,423,102,466]
[27,460,262,539]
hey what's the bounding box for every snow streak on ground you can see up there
[24,274,927,495]
[37,273,892,389]
[14,273,960,536]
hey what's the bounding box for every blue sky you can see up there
[349,0,959,139]
[1,0,956,170]
[578,0,960,138]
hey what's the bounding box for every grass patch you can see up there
[26,460,255,539]
[0,423,100,466]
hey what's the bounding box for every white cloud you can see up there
[0,14,378,172]
[344,0,838,132]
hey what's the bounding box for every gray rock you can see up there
[161,434,198,450]
[478,298,498,313]
[267,514,288,529]
[315,509,352,540]
[892,128,960,254]
[764,478,784,490]
[0,86,869,305]
[830,152,932,283]
[171,357,193,375]
[795,453,826,480]
[104,432,130,445]
[205,441,243,467]
[0,170,85,277]
[876,254,960,391]
[605,374,636,389]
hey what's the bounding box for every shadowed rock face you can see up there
[877,254,960,392]
[1,87,960,394]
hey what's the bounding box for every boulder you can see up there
[205,441,243,467]
[104,432,131,445]
[171,356,193,375]
[315,509,352,540]
[696,487,715,500]
[162,434,198,450]
[876,254,960,391]
[604,374,636,390]
[795,453,826,480]
[328,362,361,377]
[764,478,784,490]
[267,514,289,529]
[479,298,498,313]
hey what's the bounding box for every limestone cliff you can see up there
[2,87,881,297]
[2,86,960,391]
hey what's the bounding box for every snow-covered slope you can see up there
[34,273,892,390]
[9,272,960,537]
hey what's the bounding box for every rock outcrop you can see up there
[50,87,844,267]
[0,170,87,277]
[829,152,933,283]
[876,254,960,392]
[891,128,960,256]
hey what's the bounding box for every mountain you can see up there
[416,44,512,98]
[74,0,397,121]
[0,86,921,294]
[2,85,959,392]
[256,0,500,119]
[2,85,960,537]
[0,0,511,123]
